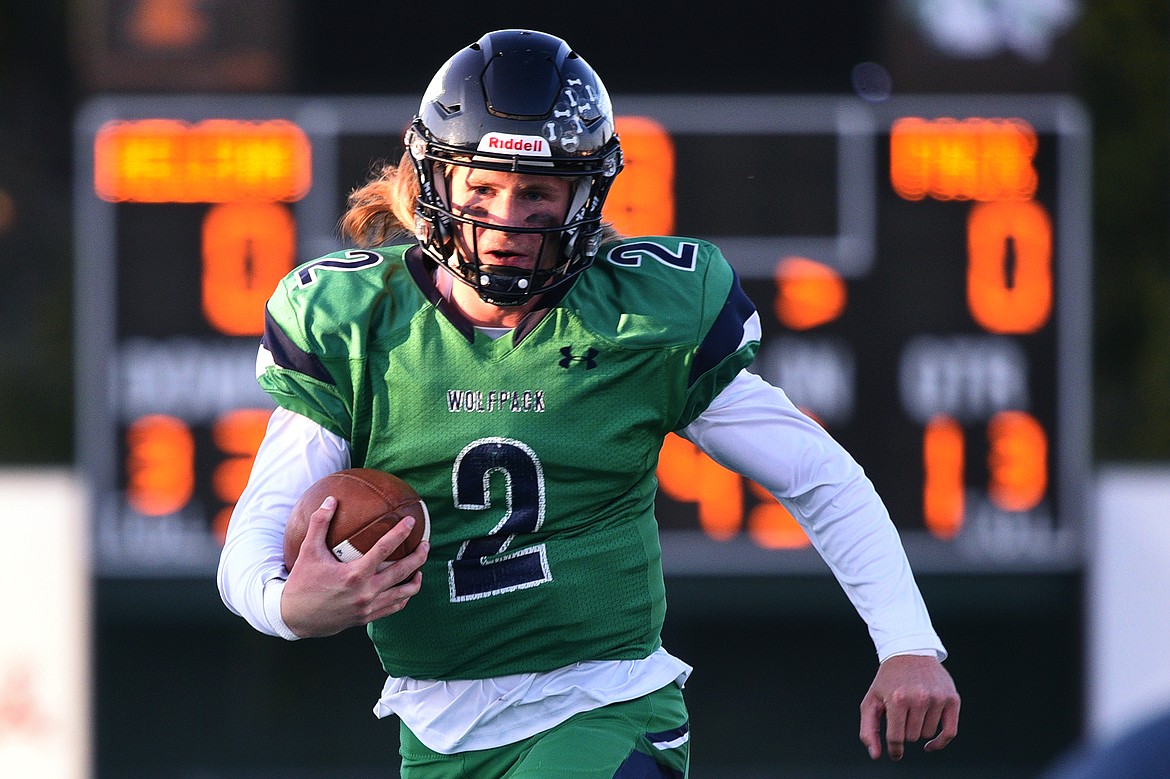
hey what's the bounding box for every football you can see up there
[283,468,429,569]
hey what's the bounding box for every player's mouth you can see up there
[477,240,543,269]
[481,251,533,269]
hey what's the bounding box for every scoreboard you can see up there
[74,94,1091,577]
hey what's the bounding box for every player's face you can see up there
[447,167,573,272]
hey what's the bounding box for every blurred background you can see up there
[2,0,1169,777]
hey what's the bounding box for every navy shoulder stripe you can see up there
[689,269,759,386]
[261,308,335,385]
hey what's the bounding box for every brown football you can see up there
[283,468,429,569]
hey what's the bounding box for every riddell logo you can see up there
[478,132,551,156]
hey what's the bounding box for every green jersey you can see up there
[258,237,759,680]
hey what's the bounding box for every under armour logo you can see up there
[559,346,598,369]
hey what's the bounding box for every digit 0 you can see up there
[201,202,296,335]
[966,200,1053,334]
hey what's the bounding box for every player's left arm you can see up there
[679,369,959,758]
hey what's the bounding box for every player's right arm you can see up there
[217,258,366,637]
[216,407,350,639]
[217,407,428,639]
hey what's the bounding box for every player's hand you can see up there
[280,496,430,638]
[859,654,960,761]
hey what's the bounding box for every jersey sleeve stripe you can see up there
[688,271,760,386]
[261,308,335,385]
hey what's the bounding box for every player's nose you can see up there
[484,190,529,227]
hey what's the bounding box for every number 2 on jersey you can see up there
[449,438,552,602]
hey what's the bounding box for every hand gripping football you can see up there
[283,468,430,569]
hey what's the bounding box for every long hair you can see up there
[339,152,624,249]
[340,153,418,248]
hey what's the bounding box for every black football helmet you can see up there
[406,29,624,306]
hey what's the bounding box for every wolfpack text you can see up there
[446,389,546,413]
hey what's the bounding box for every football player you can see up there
[218,28,960,778]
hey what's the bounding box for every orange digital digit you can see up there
[656,433,742,540]
[773,256,847,331]
[201,202,296,335]
[603,116,675,237]
[125,414,195,516]
[967,199,1053,334]
[210,408,272,542]
[746,481,810,549]
[923,415,964,539]
[987,410,1047,512]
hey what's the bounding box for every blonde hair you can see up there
[339,152,624,248]
[340,153,418,248]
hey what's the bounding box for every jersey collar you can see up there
[405,246,572,345]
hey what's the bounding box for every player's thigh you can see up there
[399,684,690,779]
[509,683,690,778]
[399,725,511,779]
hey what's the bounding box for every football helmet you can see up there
[406,29,624,306]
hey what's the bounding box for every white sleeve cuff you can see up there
[881,648,947,663]
[263,578,301,641]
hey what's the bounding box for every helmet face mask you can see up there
[407,29,624,306]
